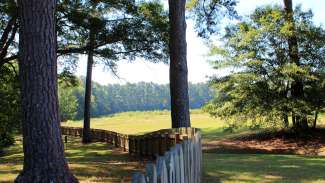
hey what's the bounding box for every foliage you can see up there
[66,78,214,120]
[205,5,325,128]
[57,0,169,71]
[57,77,214,122]
[187,0,238,38]
[0,64,20,149]
[58,84,78,122]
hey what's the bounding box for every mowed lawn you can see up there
[0,136,145,182]
[1,110,325,182]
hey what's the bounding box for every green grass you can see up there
[1,110,325,182]
[204,153,325,183]
[0,137,144,183]
[63,109,226,135]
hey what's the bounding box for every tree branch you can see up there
[0,16,17,51]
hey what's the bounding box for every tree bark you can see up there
[16,0,77,182]
[168,0,191,128]
[282,113,289,128]
[313,110,318,129]
[82,29,95,143]
[283,0,308,130]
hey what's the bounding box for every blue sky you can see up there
[75,0,325,85]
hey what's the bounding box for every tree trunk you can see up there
[82,29,95,143]
[168,0,191,128]
[313,110,318,129]
[283,0,308,130]
[282,113,289,128]
[16,0,77,182]
[292,113,296,126]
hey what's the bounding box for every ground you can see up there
[1,110,325,183]
[0,136,145,183]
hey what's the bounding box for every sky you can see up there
[75,0,325,85]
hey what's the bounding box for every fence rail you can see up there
[61,126,202,182]
[61,126,200,158]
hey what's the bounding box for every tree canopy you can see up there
[205,5,325,129]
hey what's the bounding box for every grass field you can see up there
[63,110,226,135]
[1,110,325,182]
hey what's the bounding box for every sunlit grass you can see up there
[204,153,325,183]
[63,109,226,135]
[0,137,144,183]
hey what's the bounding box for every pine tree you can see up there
[168,0,191,128]
[15,0,77,181]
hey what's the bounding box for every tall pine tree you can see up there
[16,0,77,181]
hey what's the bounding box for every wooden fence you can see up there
[61,126,202,182]
[61,126,201,159]
[131,130,202,183]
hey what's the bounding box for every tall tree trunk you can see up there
[16,0,77,182]
[313,110,318,129]
[283,0,308,130]
[283,113,289,128]
[82,29,95,143]
[168,0,191,128]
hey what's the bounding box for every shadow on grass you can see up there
[0,136,145,183]
[201,127,258,142]
[203,153,325,183]
[64,137,145,182]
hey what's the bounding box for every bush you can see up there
[0,132,15,149]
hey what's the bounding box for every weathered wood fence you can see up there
[131,130,202,183]
[61,126,201,159]
[61,126,202,182]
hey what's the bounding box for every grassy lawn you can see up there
[1,110,325,182]
[204,153,325,183]
[0,137,144,183]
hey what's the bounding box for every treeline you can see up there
[59,79,214,121]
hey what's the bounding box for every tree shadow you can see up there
[0,136,145,183]
[64,137,146,182]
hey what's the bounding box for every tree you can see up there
[58,84,78,122]
[166,0,237,128]
[168,0,191,128]
[15,0,77,181]
[283,0,308,130]
[204,5,325,130]
[57,0,169,142]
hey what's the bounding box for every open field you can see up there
[1,110,325,182]
[63,110,226,135]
